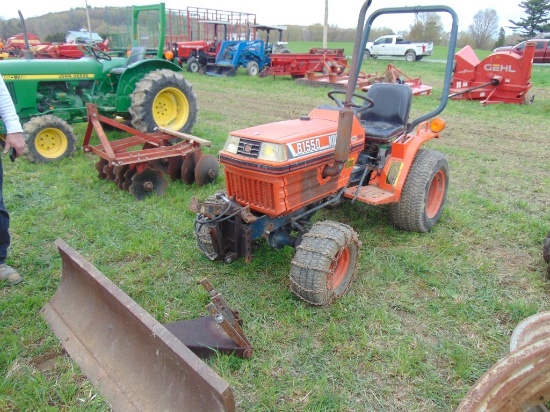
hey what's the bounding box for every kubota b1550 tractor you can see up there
[191,1,459,305]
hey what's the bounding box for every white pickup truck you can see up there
[365,35,433,62]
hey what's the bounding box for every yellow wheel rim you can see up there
[35,128,68,159]
[152,87,189,130]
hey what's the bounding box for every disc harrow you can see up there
[83,104,218,200]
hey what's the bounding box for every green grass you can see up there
[1,55,549,411]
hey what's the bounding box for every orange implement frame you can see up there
[82,104,208,169]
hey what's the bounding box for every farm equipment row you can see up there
[202,24,348,78]
[83,104,218,200]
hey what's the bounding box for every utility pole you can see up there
[323,0,328,49]
[85,0,93,42]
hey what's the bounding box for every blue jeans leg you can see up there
[0,159,10,265]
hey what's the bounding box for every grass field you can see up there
[1,47,549,411]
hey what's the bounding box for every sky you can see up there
[1,0,522,35]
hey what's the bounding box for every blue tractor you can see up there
[203,39,269,76]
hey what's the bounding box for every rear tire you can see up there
[405,51,416,62]
[389,149,449,233]
[246,61,259,76]
[23,115,76,163]
[130,69,198,133]
[290,221,360,306]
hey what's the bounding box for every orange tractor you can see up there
[191,1,459,305]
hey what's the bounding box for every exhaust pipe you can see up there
[18,10,34,60]
[322,107,354,177]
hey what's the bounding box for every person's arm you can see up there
[0,76,26,157]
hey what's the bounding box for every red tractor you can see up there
[191,1,459,305]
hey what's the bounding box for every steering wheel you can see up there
[327,90,374,113]
[82,45,112,61]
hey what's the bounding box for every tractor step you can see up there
[343,185,396,205]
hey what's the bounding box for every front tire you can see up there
[389,149,449,233]
[130,69,198,133]
[290,221,360,306]
[186,57,200,73]
[246,61,259,76]
[23,115,76,163]
[364,50,371,60]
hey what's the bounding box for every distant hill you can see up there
[0,7,128,43]
[0,6,382,45]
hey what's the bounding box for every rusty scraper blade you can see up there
[41,239,235,412]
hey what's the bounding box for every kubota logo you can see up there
[483,63,516,72]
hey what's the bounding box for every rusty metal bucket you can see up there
[41,239,235,412]
[457,312,550,411]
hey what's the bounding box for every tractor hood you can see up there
[0,56,127,78]
[232,108,341,144]
[220,107,365,168]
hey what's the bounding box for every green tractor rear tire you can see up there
[23,115,76,163]
[129,69,198,134]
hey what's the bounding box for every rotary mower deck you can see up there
[83,104,218,199]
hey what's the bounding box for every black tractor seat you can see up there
[110,47,147,75]
[359,83,412,142]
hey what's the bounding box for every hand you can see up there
[4,133,26,158]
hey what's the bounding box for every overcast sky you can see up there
[1,0,522,35]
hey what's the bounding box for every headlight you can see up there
[223,135,240,154]
[259,142,287,162]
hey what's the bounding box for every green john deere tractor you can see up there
[0,4,198,162]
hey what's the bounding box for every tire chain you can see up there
[290,221,361,305]
[194,192,228,261]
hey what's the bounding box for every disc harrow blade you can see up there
[95,159,108,179]
[129,167,168,200]
[122,168,137,192]
[181,155,196,185]
[114,165,129,190]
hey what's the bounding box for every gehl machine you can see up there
[191,1,459,306]
[0,4,197,163]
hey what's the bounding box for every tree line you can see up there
[1,0,548,51]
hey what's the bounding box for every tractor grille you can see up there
[236,138,261,158]
[5,82,17,105]
[226,173,277,212]
[386,161,403,186]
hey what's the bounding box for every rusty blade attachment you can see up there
[457,311,550,412]
[165,278,253,359]
[41,239,235,412]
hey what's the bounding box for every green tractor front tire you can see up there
[129,69,198,134]
[23,115,76,163]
